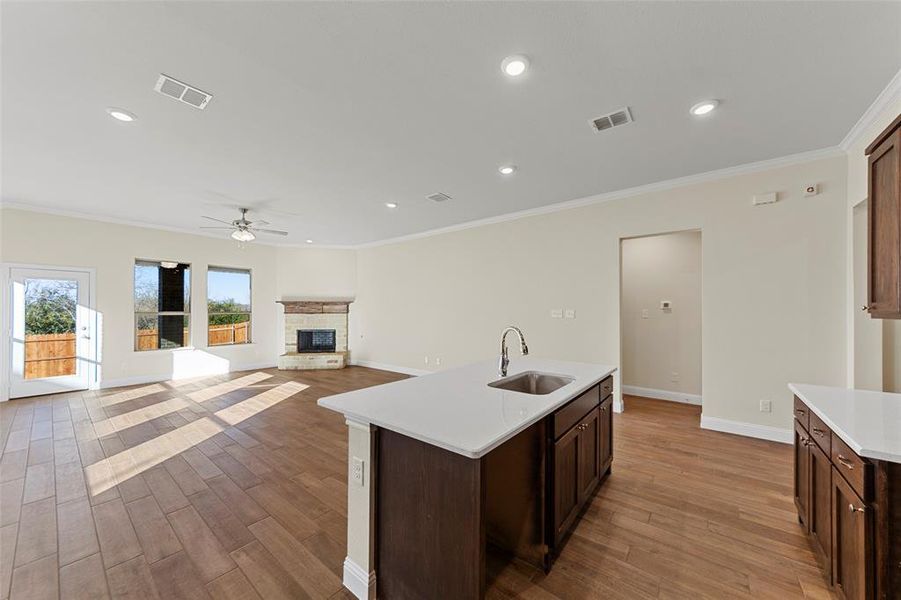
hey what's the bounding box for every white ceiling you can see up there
[2,1,899,246]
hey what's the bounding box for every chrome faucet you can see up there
[498,326,529,377]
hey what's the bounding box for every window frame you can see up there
[133,259,192,352]
[206,266,252,346]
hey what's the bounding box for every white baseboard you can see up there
[700,415,792,444]
[99,361,277,390]
[622,385,702,406]
[350,359,431,377]
[343,557,376,600]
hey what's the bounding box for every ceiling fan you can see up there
[200,207,288,242]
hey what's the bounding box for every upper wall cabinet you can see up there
[866,114,901,319]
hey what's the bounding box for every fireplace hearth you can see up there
[276,299,352,370]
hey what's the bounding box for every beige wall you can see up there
[352,156,849,431]
[621,230,701,397]
[0,209,271,388]
[846,95,901,392]
[275,246,356,300]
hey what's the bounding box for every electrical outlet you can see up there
[435,357,441,366]
[351,457,364,486]
[424,356,429,365]
[670,372,679,382]
[759,399,772,413]
[641,309,649,319]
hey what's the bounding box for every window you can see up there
[134,260,191,351]
[207,267,251,346]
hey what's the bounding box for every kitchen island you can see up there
[319,357,617,600]
[789,384,901,600]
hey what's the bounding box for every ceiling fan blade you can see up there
[201,215,235,225]
[200,227,234,230]
[253,228,289,236]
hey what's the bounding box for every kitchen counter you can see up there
[319,357,617,458]
[788,383,901,463]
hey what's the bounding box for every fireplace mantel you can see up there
[276,299,352,370]
[277,298,353,314]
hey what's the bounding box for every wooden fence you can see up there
[24,333,76,379]
[24,322,250,378]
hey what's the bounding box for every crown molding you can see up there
[355,145,843,249]
[839,68,901,151]
[2,145,843,251]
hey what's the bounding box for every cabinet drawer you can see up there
[793,396,809,430]
[599,376,613,399]
[831,433,873,502]
[554,385,600,440]
[808,411,831,456]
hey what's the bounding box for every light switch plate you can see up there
[550,309,563,319]
[759,399,772,413]
[641,309,649,319]
[564,309,575,319]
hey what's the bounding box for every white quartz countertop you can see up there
[318,357,617,459]
[788,383,901,464]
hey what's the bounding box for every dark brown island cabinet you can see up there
[793,396,901,600]
[376,376,614,600]
[865,113,901,319]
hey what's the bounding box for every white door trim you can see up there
[1,263,99,402]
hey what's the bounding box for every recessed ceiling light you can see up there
[231,229,255,242]
[690,100,719,116]
[501,55,529,77]
[306,239,314,244]
[385,202,398,209]
[498,165,517,175]
[106,107,137,122]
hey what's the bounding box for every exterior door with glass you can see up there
[8,267,94,399]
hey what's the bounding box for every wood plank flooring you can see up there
[0,368,834,599]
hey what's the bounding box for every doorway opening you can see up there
[619,230,702,411]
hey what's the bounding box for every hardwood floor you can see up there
[0,368,834,599]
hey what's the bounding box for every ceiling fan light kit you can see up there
[201,207,288,243]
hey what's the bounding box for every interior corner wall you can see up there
[351,155,849,432]
[621,230,702,397]
[846,95,901,392]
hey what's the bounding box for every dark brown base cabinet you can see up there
[377,376,614,599]
[793,395,901,600]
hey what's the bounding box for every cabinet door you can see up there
[553,424,580,540]
[867,126,901,318]
[831,467,873,600]
[577,409,600,505]
[809,442,832,580]
[599,398,613,473]
[794,420,811,530]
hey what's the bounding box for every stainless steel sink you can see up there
[488,371,574,395]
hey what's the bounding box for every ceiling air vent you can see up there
[154,74,212,110]
[591,107,633,132]
[426,192,452,202]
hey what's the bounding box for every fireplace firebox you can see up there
[297,329,336,353]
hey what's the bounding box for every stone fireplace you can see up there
[276,299,351,370]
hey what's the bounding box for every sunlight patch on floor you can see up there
[187,371,273,402]
[97,383,168,408]
[84,380,308,497]
[92,397,192,438]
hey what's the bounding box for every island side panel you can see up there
[377,429,486,600]
[344,420,378,599]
